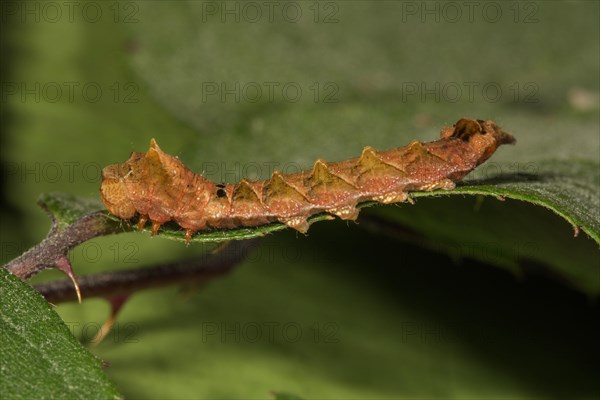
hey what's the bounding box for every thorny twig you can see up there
[35,239,259,304]
[3,195,258,307]
[5,211,123,280]
[3,200,259,342]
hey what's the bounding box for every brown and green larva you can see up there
[100,118,515,243]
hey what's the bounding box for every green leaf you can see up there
[367,159,600,294]
[453,159,600,244]
[367,194,600,295]
[38,192,108,229]
[0,268,122,400]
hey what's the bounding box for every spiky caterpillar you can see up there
[101,118,515,244]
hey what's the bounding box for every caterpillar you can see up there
[101,118,515,244]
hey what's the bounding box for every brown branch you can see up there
[2,193,259,306]
[35,239,259,304]
[5,211,125,279]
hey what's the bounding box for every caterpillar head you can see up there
[441,118,516,166]
[100,153,143,219]
[100,139,185,220]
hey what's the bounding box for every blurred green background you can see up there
[1,1,599,398]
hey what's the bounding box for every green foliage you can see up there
[0,268,121,399]
[2,1,598,399]
[38,192,108,228]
